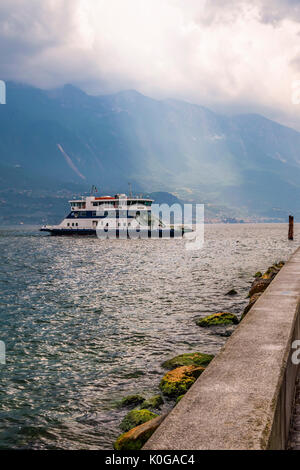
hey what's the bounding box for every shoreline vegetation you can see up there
[113,260,285,450]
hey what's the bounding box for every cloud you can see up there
[1,0,300,128]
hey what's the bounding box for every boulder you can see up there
[159,365,204,398]
[261,266,280,280]
[250,262,284,293]
[114,414,167,451]
[225,289,237,296]
[196,312,239,327]
[176,394,185,404]
[214,326,235,337]
[162,352,214,370]
[120,409,158,433]
[249,278,271,297]
[141,395,163,410]
[119,394,145,408]
[241,292,262,319]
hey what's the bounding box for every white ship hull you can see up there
[40,192,192,238]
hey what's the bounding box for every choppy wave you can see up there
[0,224,297,449]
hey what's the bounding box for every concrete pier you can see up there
[288,373,300,449]
[144,248,300,450]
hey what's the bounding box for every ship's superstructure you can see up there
[40,193,185,237]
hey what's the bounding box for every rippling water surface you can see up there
[0,224,298,449]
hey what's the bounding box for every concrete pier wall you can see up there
[144,248,300,450]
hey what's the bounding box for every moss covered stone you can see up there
[249,278,271,297]
[249,262,284,297]
[241,292,262,320]
[120,409,158,432]
[196,312,239,327]
[244,261,285,318]
[162,352,214,370]
[159,365,204,398]
[114,414,166,451]
[176,394,185,404]
[119,394,145,408]
[141,395,163,410]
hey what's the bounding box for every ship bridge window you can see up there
[71,202,86,209]
[93,201,115,207]
[127,200,152,206]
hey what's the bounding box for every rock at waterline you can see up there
[120,409,158,433]
[225,289,237,296]
[118,394,145,408]
[162,352,214,370]
[214,326,235,337]
[159,365,205,398]
[113,414,167,451]
[250,262,284,291]
[249,278,271,297]
[244,262,285,318]
[196,312,239,327]
[241,292,262,319]
[176,394,185,404]
[141,395,163,410]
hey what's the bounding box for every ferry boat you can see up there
[40,193,189,238]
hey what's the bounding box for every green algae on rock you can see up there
[162,352,214,370]
[119,394,145,408]
[249,262,284,297]
[159,365,204,398]
[141,395,163,410]
[176,394,185,404]
[249,278,271,297]
[243,261,285,320]
[120,409,158,433]
[241,292,262,320]
[196,312,239,327]
[114,414,167,451]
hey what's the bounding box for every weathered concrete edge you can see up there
[144,249,300,450]
[267,287,300,449]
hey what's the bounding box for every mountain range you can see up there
[1,82,300,223]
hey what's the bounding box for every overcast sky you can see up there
[1,0,300,129]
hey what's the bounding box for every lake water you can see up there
[0,224,298,449]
